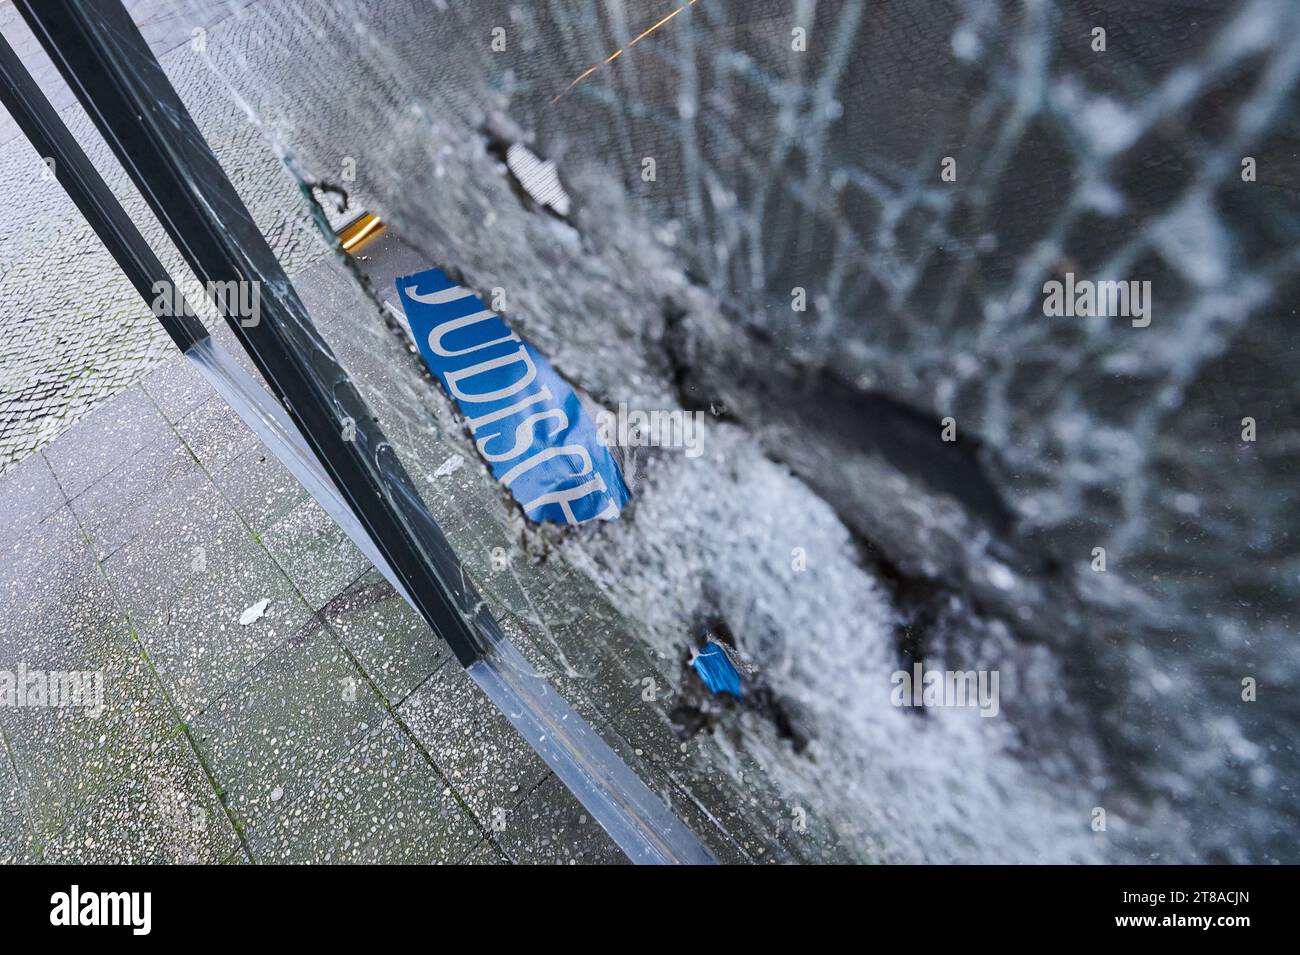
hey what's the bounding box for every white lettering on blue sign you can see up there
[396,268,629,525]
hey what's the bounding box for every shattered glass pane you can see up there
[17,0,1298,862]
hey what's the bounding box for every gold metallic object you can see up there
[337,212,384,252]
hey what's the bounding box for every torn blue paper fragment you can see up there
[692,641,743,697]
[396,267,630,525]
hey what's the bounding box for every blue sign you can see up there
[396,267,630,525]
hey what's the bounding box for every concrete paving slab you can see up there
[461,839,508,865]
[70,438,201,562]
[0,740,37,864]
[608,699,820,863]
[0,507,98,626]
[503,575,673,721]
[141,354,217,425]
[210,443,309,535]
[42,731,240,864]
[1,565,179,840]
[261,497,372,610]
[42,386,175,499]
[187,627,387,838]
[323,570,451,705]
[247,719,479,864]
[174,396,261,473]
[398,662,546,827]
[135,541,314,721]
[496,774,626,866]
[498,626,752,864]
[0,452,64,548]
[103,472,258,638]
[206,323,275,391]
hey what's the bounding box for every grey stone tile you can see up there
[0,741,36,864]
[398,662,546,826]
[43,387,174,499]
[496,774,627,865]
[187,629,386,837]
[498,613,636,725]
[141,354,214,425]
[43,732,239,864]
[261,497,371,609]
[206,324,275,391]
[323,570,450,704]
[174,397,259,473]
[135,544,314,721]
[294,245,385,337]
[211,443,309,534]
[0,452,64,548]
[394,622,737,864]
[102,472,254,637]
[1,569,179,840]
[248,719,479,864]
[0,508,95,626]
[460,838,508,864]
[654,775,753,865]
[70,438,200,561]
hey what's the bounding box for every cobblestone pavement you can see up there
[0,0,325,474]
